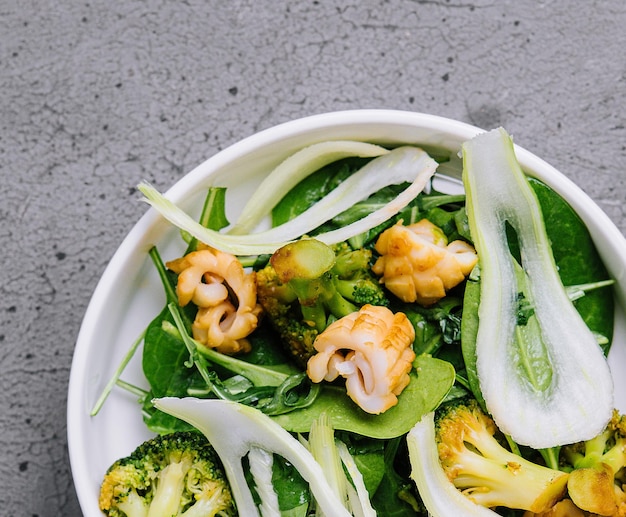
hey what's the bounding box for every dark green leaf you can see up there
[529,178,614,353]
[271,455,311,512]
[371,437,428,516]
[272,158,369,226]
[271,355,454,439]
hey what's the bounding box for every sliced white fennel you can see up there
[229,140,390,235]
[336,442,377,517]
[138,145,437,256]
[407,412,500,517]
[462,128,613,448]
[308,413,376,517]
[247,448,281,516]
[154,397,353,517]
[308,413,349,512]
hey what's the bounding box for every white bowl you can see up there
[67,109,626,516]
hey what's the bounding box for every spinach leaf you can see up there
[529,178,614,352]
[271,157,369,226]
[141,308,202,433]
[271,455,311,514]
[371,437,428,516]
[272,355,454,439]
[460,270,484,408]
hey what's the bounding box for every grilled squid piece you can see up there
[372,219,478,306]
[166,246,262,354]
[306,304,416,414]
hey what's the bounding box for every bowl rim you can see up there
[67,108,626,515]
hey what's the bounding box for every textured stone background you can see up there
[1,1,625,515]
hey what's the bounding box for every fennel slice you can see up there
[462,128,613,449]
[229,140,390,235]
[154,397,352,517]
[232,145,437,246]
[138,145,437,255]
[407,412,500,517]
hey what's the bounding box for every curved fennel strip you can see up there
[229,140,390,235]
[247,448,281,516]
[462,128,613,448]
[138,146,437,256]
[407,412,500,517]
[336,442,377,517]
[154,397,353,517]
[241,146,437,246]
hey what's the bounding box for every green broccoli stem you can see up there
[326,289,360,320]
[451,435,566,511]
[600,442,626,474]
[435,399,569,513]
[289,274,358,331]
[332,247,371,276]
[539,446,562,471]
[333,278,361,301]
[569,429,625,474]
[149,456,192,516]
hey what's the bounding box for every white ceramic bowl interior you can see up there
[67,109,626,516]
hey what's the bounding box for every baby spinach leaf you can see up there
[139,308,202,433]
[371,437,426,516]
[529,178,614,352]
[271,355,454,439]
[271,454,311,513]
[460,269,484,408]
[142,307,201,398]
[272,157,369,226]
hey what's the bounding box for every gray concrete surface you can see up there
[1,1,625,515]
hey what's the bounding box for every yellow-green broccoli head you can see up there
[99,431,235,517]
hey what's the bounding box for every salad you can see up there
[89,127,623,517]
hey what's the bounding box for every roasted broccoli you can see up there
[561,409,626,516]
[99,431,235,517]
[256,238,389,366]
[435,397,569,513]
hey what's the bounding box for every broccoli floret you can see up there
[434,397,569,513]
[255,264,319,367]
[561,409,626,515]
[99,431,235,517]
[256,238,388,366]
